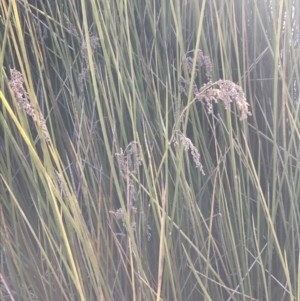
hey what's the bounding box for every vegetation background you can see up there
[0,0,299,300]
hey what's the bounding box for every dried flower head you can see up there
[110,208,124,221]
[182,49,212,81]
[195,80,252,120]
[64,14,80,39]
[81,36,100,65]
[55,170,67,199]
[179,49,251,120]
[173,133,205,175]
[109,203,138,231]
[90,36,100,50]
[182,56,194,74]
[9,69,50,142]
[78,67,90,91]
[115,141,142,177]
[178,76,190,95]
[196,49,212,82]
[78,36,100,90]
[195,84,218,114]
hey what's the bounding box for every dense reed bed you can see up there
[0,1,299,300]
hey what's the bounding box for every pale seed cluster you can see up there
[9,69,50,142]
